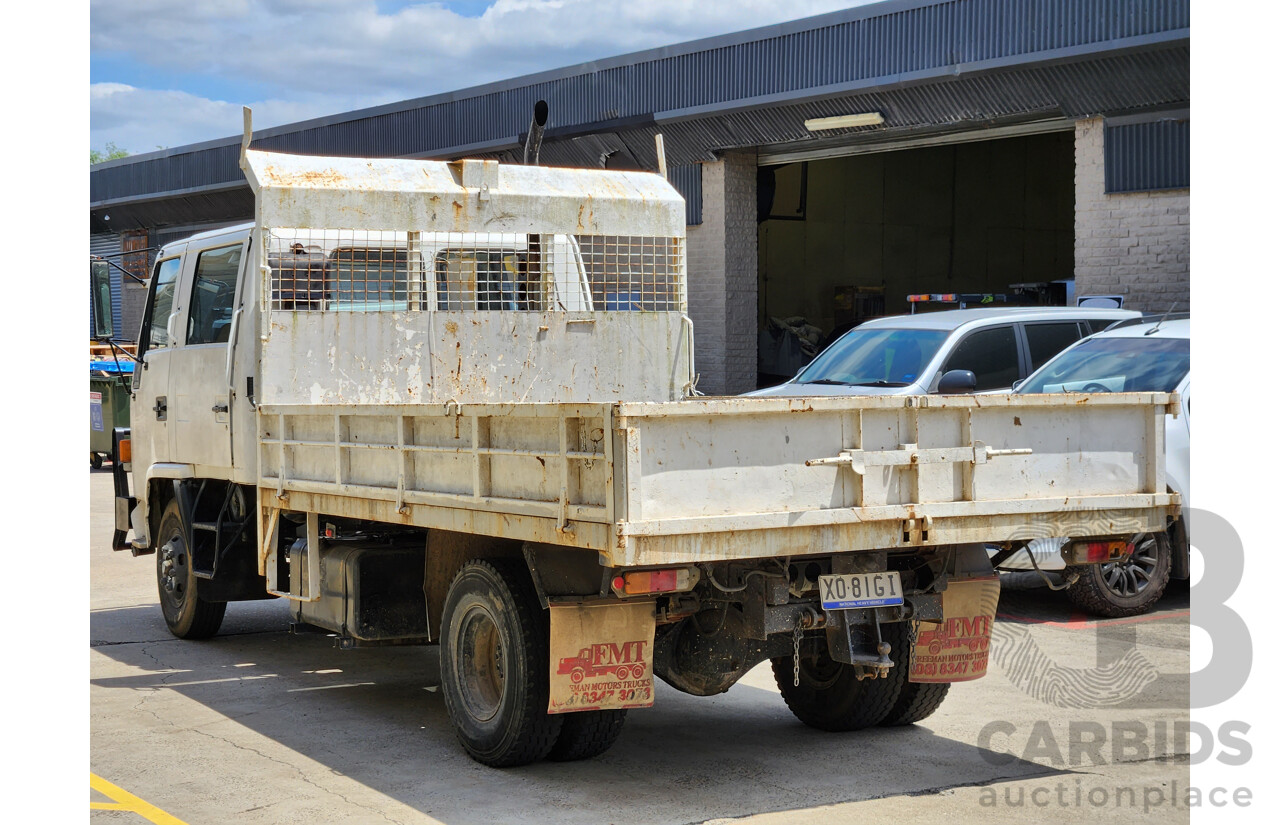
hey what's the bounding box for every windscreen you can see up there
[793,328,949,387]
[1019,336,1189,394]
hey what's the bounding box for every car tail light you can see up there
[1062,539,1132,565]
[612,568,697,596]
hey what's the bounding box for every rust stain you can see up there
[279,169,349,186]
[444,320,458,334]
[1013,417,1021,426]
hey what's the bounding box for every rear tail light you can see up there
[1062,539,1132,565]
[611,568,698,596]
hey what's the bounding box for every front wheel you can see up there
[1065,532,1172,618]
[155,499,226,639]
[439,559,563,767]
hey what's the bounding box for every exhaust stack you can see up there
[523,100,548,165]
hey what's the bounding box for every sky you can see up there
[90,0,871,156]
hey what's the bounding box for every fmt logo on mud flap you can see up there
[913,615,992,681]
[921,615,992,651]
[558,641,649,686]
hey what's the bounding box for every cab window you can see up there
[141,256,182,353]
[187,245,242,345]
[943,326,1020,391]
[436,249,529,310]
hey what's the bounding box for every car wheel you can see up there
[1065,532,1172,618]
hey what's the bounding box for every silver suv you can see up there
[748,307,1139,397]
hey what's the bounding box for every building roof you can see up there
[90,0,1190,233]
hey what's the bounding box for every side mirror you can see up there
[91,259,114,339]
[936,369,977,394]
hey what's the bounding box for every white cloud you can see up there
[91,0,868,153]
[90,83,372,155]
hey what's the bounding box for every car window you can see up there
[1024,322,1083,372]
[1019,336,1190,394]
[792,327,949,387]
[187,245,242,345]
[943,326,1019,391]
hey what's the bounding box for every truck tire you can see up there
[546,710,627,762]
[880,682,951,726]
[155,499,226,639]
[439,559,563,767]
[1064,532,1172,618]
[770,622,910,731]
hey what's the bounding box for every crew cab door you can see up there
[168,239,247,471]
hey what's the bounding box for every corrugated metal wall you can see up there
[1104,116,1189,193]
[669,165,703,226]
[90,0,1189,207]
[89,233,123,338]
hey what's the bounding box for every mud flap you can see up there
[547,601,656,714]
[910,545,1001,684]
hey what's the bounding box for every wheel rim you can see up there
[158,533,189,611]
[798,654,842,689]
[456,605,506,722]
[1099,536,1158,598]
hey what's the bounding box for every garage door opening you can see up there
[756,130,1075,387]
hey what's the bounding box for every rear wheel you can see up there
[770,622,910,731]
[1065,532,1171,618]
[439,559,562,767]
[547,709,627,761]
[155,499,226,639]
[880,681,951,726]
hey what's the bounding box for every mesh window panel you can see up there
[268,230,684,313]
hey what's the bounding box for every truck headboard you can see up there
[243,150,692,405]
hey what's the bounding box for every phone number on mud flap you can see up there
[913,658,985,678]
[563,685,653,706]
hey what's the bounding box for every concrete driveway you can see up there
[90,468,1191,824]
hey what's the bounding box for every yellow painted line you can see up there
[90,772,189,825]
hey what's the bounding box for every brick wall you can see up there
[685,152,758,395]
[1074,117,1189,312]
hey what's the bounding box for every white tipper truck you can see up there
[102,134,1180,766]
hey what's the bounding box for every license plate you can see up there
[819,571,904,610]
